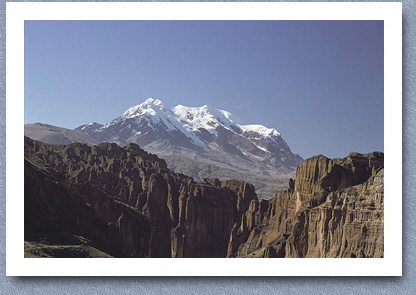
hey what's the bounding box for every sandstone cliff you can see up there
[227,152,384,258]
[24,136,383,258]
[24,137,256,258]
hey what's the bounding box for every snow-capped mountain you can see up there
[76,98,303,198]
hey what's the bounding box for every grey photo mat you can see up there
[0,0,414,294]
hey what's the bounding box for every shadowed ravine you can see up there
[24,136,383,258]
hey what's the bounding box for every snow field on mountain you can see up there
[114,98,283,150]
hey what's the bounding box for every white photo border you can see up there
[6,2,402,276]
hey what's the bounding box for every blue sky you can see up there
[24,20,384,159]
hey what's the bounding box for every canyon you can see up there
[24,136,383,258]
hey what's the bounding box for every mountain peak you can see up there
[104,98,287,149]
[75,97,304,198]
[143,98,163,106]
[121,98,164,119]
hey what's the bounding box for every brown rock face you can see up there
[228,152,384,258]
[24,137,257,258]
[24,136,383,258]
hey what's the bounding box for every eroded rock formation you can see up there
[24,137,256,258]
[24,136,383,258]
[227,152,384,258]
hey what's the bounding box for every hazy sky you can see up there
[24,20,384,159]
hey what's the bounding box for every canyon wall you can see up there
[24,137,383,258]
[24,137,256,258]
[227,153,384,258]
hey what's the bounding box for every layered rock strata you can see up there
[227,152,384,258]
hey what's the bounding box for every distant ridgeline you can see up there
[24,136,384,258]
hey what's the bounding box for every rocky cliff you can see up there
[24,137,257,258]
[227,152,384,258]
[24,136,383,258]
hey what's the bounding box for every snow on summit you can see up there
[85,97,290,152]
[172,104,241,135]
[239,124,281,138]
[74,97,303,197]
[117,98,283,141]
[121,98,165,119]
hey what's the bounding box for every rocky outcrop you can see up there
[227,152,384,258]
[24,136,383,258]
[24,137,256,258]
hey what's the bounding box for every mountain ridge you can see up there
[74,98,303,198]
[25,123,99,146]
